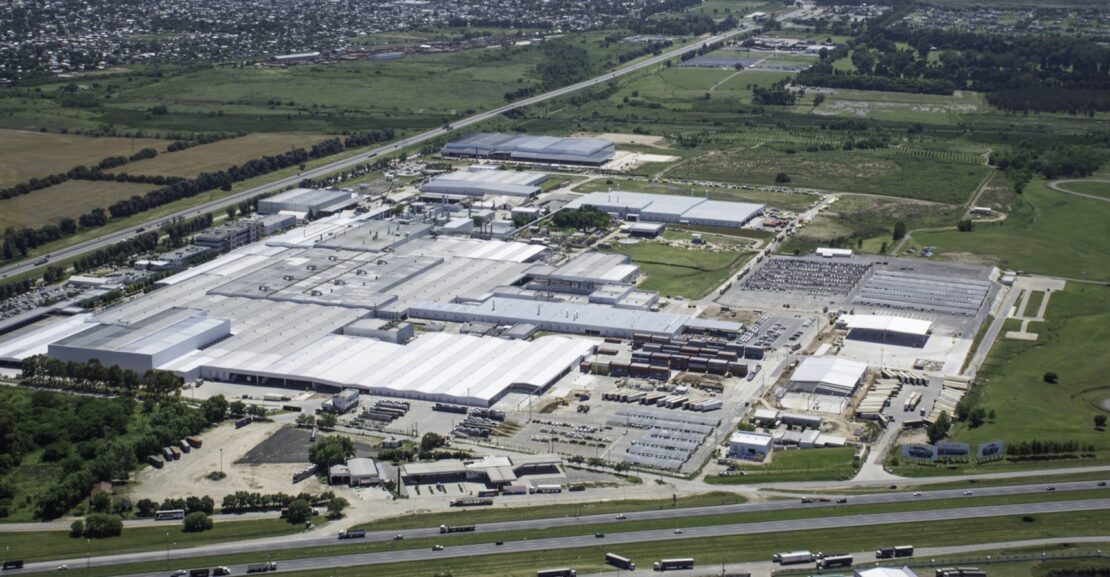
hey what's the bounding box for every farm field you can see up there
[0,129,171,185]
[117,133,335,178]
[914,180,1110,282]
[671,145,989,203]
[605,241,752,299]
[0,180,154,230]
[573,178,817,211]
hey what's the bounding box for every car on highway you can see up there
[595,533,605,538]
[57,565,68,571]
[432,545,444,551]
[393,534,404,540]
[674,529,684,534]
[1100,482,1107,487]
[913,492,923,497]
[615,513,626,520]
[172,571,187,577]
[1046,487,1056,491]
[836,498,848,504]
[495,541,504,546]
[962,490,973,495]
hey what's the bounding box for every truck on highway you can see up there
[2,560,24,570]
[816,555,853,569]
[536,569,577,577]
[654,558,695,571]
[32,257,48,266]
[449,497,493,507]
[876,545,915,559]
[772,551,814,565]
[212,567,231,576]
[440,524,476,534]
[188,569,210,577]
[605,553,636,570]
[246,562,278,573]
[338,529,367,539]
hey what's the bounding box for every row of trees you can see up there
[21,355,183,399]
[552,205,610,231]
[219,490,336,513]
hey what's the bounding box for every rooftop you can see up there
[838,314,932,336]
[790,356,868,389]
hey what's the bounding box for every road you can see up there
[18,497,1110,576]
[0,12,799,283]
[1047,179,1110,204]
[7,479,1108,574]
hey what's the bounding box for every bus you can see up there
[155,509,186,521]
[605,553,635,570]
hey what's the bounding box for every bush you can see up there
[83,513,123,538]
[285,499,312,525]
[1044,371,1059,384]
[183,511,213,533]
[70,519,84,538]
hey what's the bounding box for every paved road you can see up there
[1047,179,1110,204]
[0,12,799,283]
[8,479,1108,574]
[20,497,1110,576]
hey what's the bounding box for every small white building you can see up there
[329,457,382,486]
[729,431,773,460]
[788,356,868,397]
[856,567,918,577]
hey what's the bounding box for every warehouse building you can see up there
[729,431,773,460]
[329,457,382,487]
[565,191,764,228]
[526,252,640,294]
[788,356,868,397]
[258,188,357,217]
[47,308,230,374]
[836,314,932,348]
[400,454,561,486]
[420,169,548,198]
[441,133,615,166]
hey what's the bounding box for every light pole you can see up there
[220,448,224,475]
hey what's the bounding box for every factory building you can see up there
[836,314,932,348]
[194,219,264,252]
[47,308,230,374]
[441,133,615,166]
[729,431,773,460]
[400,454,561,486]
[526,252,640,294]
[788,356,868,397]
[565,191,764,229]
[258,188,357,217]
[420,169,548,198]
[329,458,382,487]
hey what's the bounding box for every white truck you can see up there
[772,551,814,565]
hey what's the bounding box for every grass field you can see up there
[814,89,981,125]
[0,129,171,185]
[915,180,1110,282]
[573,178,817,211]
[605,241,752,299]
[0,180,155,230]
[1054,180,1110,199]
[707,447,859,484]
[671,146,988,203]
[778,194,961,256]
[116,133,334,177]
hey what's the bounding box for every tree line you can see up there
[21,355,184,398]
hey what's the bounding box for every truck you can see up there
[246,562,278,573]
[179,439,191,453]
[877,545,914,559]
[772,551,814,565]
[2,560,24,570]
[163,447,175,461]
[530,484,562,494]
[817,555,853,569]
[338,529,366,539]
[440,524,476,534]
[188,570,210,577]
[605,553,635,570]
[213,568,231,576]
[449,498,493,507]
[536,569,577,577]
[654,558,695,571]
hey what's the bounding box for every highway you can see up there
[8,480,1107,574]
[0,11,799,282]
[19,497,1110,576]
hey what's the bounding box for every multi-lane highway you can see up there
[0,10,805,283]
[10,480,1108,574]
[24,497,1110,577]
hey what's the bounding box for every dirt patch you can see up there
[573,132,669,148]
[237,426,380,465]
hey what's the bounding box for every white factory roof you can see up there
[790,356,868,390]
[400,237,545,263]
[679,199,764,223]
[347,457,381,478]
[856,568,918,577]
[729,431,773,447]
[0,313,94,363]
[838,314,932,336]
[535,252,639,284]
[410,297,690,337]
[420,170,547,197]
[566,191,763,226]
[51,308,221,355]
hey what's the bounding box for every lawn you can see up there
[671,145,989,204]
[1054,179,1110,199]
[0,180,155,230]
[914,179,1110,281]
[115,133,335,178]
[707,447,859,484]
[605,241,753,299]
[1022,290,1046,317]
[0,129,171,185]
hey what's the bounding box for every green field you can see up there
[0,180,155,230]
[1054,180,1110,199]
[779,194,961,256]
[815,89,982,124]
[915,180,1110,282]
[708,447,859,484]
[604,241,752,299]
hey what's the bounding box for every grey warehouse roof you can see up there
[566,191,764,228]
[51,307,222,355]
[442,133,615,165]
[409,297,691,337]
[420,170,548,198]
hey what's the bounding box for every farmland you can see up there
[116,133,335,178]
[0,129,171,185]
[0,180,155,230]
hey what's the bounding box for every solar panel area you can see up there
[854,270,991,316]
[608,408,719,471]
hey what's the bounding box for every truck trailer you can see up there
[440,524,476,534]
[338,530,366,539]
[772,551,814,565]
[536,569,577,577]
[817,555,853,569]
[605,553,635,570]
[246,562,278,573]
[654,558,695,571]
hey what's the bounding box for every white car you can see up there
[674,529,684,534]
[172,571,187,577]
[913,492,922,497]
[615,513,626,520]
[962,490,973,495]
[57,565,68,571]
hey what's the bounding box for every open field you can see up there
[814,89,982,124]
[0,129,171,186]
[1055,180,1110,200]
[671,146,989,203]
[116,133,335,178]
[605,241,753,299]
[0,180,155,230]
[779,194,961,256]
[573,178,817,211]
[708,447,859,484]
[915,180,1110,282]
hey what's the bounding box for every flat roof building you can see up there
[566,191,763,228]
[442,133,615,166]
[836,314,932,348]
[420,169,548,198]
[729,431,773,460]
[258,188,357,217]
[526,252,639,294]
[788,356,868,397]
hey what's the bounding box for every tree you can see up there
[927,412,950,444]
[316,412,337,430]
[988,409,997,422]
[83,513,123,538]
[813,94,826,107]
[421,433,445,452]
[70,519,84,538]
[892,221,907,241]
[326,497,349,518]
[229,400,246,417]
[957,219,974,232]
[200,395,228,423]
[295,414,316,428]
[183,511,213,533]
[1096,415,1107,430]
[285,499,313,525]
[90,491,112,513]
[774,172,791,184]
[1043,371,1059,384]
[135,498,158,517]
[308,435,354,469]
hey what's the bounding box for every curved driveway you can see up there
[1047,179,1110,203]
